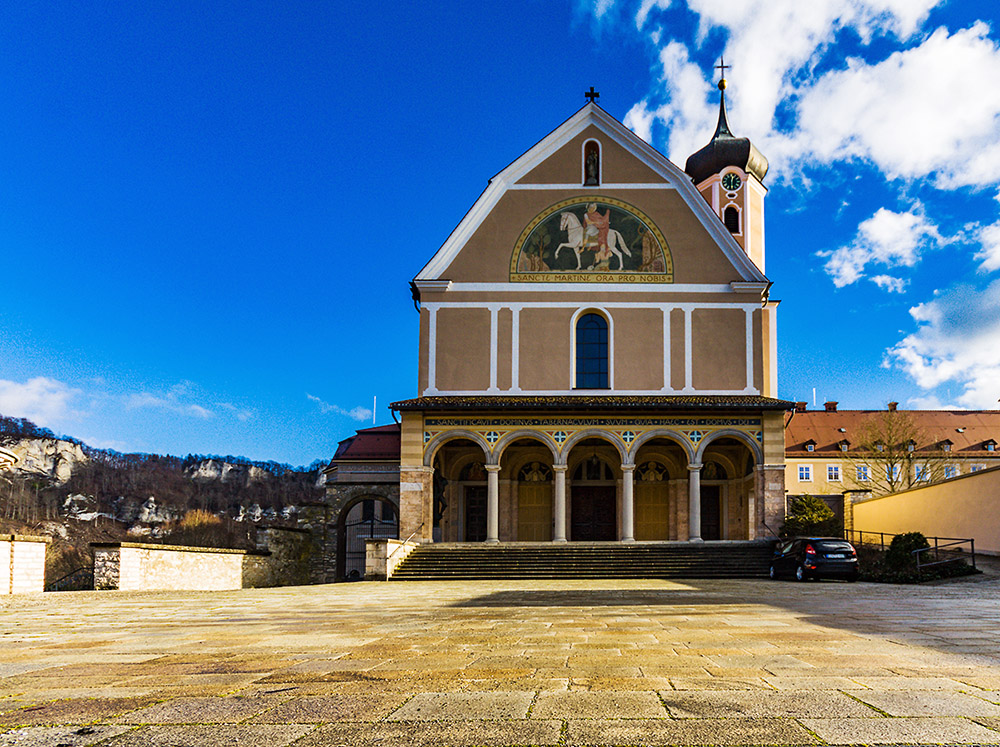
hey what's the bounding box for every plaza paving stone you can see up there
[2,575,1000,745]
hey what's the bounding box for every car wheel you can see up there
[795,565,806,582]
[769,565,777,580]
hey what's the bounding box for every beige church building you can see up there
[304,80,798,581]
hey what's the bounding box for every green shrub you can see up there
[859,532,979,583]
[780,495,839,538]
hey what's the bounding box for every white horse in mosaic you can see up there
[555,212,631,271]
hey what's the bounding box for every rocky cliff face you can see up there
[3,438,88,484]
[186,459,272,485]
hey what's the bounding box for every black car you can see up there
[770,537,859,582]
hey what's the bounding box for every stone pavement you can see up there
[2,573,1000,746]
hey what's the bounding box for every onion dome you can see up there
[684,79,768,184]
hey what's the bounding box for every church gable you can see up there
[515,124,665,186]
[416,104,766,286]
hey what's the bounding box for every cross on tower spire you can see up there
[584,86,600,103]
[715,56,730,90]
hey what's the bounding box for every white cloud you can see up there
[887,279,1000,408]
[870,275,908,293]
[791,23,1000,188]
[126,382,214,419]
[818,206,944,287]
[975,220,1000,272]
[307,394,373,422]
[626,0,944,171]
[0,377,81,429]
[615,3,1000,196]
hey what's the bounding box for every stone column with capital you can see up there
[552,464,568,542]
[620,463,635,542]
[485,465,501,543]
[688,462,703,542]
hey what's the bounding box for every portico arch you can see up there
[695,429,763,465]
[628,429,694,463]
[558,429,628,466]
[493,430,559,466]
[422,429,491,467]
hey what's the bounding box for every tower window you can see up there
[575,313,608,389]
[724,206,740,234]
[584,141,600,186]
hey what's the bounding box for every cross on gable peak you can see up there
[585,86,600,103]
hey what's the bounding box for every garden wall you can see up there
[852,465,1000,555]
[1,534,49,594]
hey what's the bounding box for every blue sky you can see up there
[2,1,999,466]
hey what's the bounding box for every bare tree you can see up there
[848,409,949,495]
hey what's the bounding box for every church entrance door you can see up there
[571,486,616,541]
[700,485,722,540]
[464,486,487,542]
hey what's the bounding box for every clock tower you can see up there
[685,74,769,272]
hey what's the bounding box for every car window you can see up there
[815,540,852,552]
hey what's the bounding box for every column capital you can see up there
[620,463,636,473]
[552,464,568,473]
[485,464,502,473]
[687,462,703,472]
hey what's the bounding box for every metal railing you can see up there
[387,523,424,562]
[45,567,94,592]
[844,529,976,572]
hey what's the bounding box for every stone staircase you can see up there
[390,541,775,580]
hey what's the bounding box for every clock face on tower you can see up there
[721,172,742,191]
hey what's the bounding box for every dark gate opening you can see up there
[342,498,398,581]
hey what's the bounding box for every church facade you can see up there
[314,83,794,580]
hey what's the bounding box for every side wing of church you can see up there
[315,83,794,581]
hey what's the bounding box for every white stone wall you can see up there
[365,539,418,581]
[1,535,49,594]
[91,536,310,592]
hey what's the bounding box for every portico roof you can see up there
[390,395,795,412]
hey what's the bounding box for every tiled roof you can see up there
[332,424,401,461]
[785,409,1000,456]
[390,395,795,412]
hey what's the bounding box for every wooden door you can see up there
[571,486,616,541]
[464,486,487,542]
[635,482,669,540]
[700,485,721,541]
[517,484,552,541]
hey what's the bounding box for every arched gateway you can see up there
[309,82,794,581]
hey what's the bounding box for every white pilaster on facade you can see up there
[661,307,671,392]
[488,305,499,393]
[511,307,521,392]
[620,464,635,542]
[485,465,501,543]
[552,464,568,542]
[744,308,755,392]
[683,308,693,392]
[426,307,437,393]
[688,462,703,542]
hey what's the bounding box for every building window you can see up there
[724,206,740,234]
[827,464,841,482]
[798,465,812,482]
[944,465,959,479]
[575,313,609,389]
[987,442,995,452]
[856,465,870,482]
[887,464,901,481]
[941,442,952,452]
[914,464,929,481]
[971,464,986,473]
[583,140,600,185]
[805,443,815,452]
